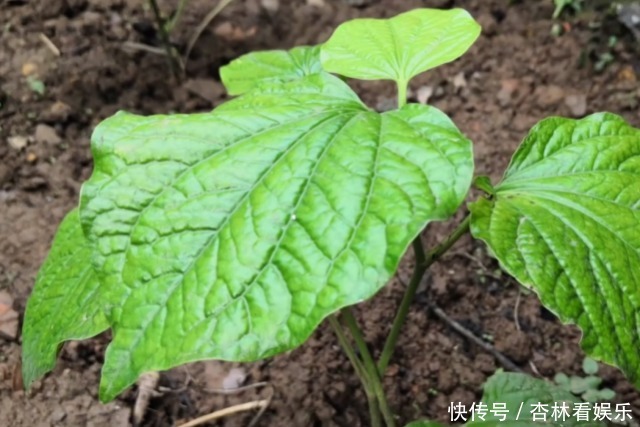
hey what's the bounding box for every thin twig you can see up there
[514,287,522,331]
[202,380,273,427]
[248,383,273,427]
[166,0,189,32]
[184,0,236,63]
[177,400,269,427]
[448,251,503,281]
[122,41,168,56]
[529,360,543,378]
[202,380,269,395]
[38,33,60,56]
[427,302,524,373]
[148,0,182,79]
[513,288,543,377]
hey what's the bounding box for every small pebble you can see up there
[35,123,62,145]
[564,94,587,117]
[7,136,28,150]
[0,291,18,341]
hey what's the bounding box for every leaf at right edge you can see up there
[21,208,108,388]
[469,113,640,387]
[220,45,322,95]
[466,372,607,426]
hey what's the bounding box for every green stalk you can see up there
[328,316,382,427]
[377,238,426,374]
[331,216,471,426]
[342,309,397,427]
[426,216,471,261]
[166,0,188,32]
[148,0,181,80]
[377,216,471,375]
[397,79,408,108]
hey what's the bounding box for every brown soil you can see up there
[1,0,640,425]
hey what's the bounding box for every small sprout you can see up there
[26,76,45,96]
[473,176,495,196]
[582,357,599,375]
[595,52,615,72]
[555,358,615,403]
[554,372,570,385]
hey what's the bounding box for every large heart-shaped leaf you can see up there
[221,45,322,95]
[77,73,473,401]
[320,8,481,85]
[22,209,108,388]
[470,113,640,388]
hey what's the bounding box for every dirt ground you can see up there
[2,0,640,425]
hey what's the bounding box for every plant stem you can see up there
[328,316,382,427]
[426,215,471,262]
[342,309,396,427]
[377,216,471,374]
[185,0,237,63]
[397,79,408,108]
[330,216,471,426]
[166,0,188,32]
[377,239,426,375]
[148,0,181,80]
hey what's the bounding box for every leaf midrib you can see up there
[101,112,366,391]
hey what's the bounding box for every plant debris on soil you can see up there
[1,0,640,426]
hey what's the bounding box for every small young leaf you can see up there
[595,388,616,401]
[467,372,606,426]
[22,209,108,388]
[26,75,46,95]
[581,389,600,402]
[473,175,495,196]
[470,113,640,389]
[554,372,570,386]
[79,73,473,401]
[569,375,601,394]
[582,357,599,375]
[320,8,481,86]
[220,45,322,95]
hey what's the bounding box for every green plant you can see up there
[145,0,237,79]
[21,7,640,426]
[554,358,616,403]
[553,0,583,19]
[26,75,45,96]
[409,371,613,426]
